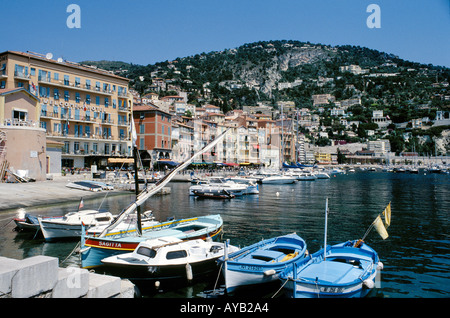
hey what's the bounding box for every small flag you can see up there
[383,202,391,227]
[78,198,84,210]
[130,116,137,147]
[373,215,389,240]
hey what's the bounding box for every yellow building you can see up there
[314,152,332,165]
[0,51,133,168]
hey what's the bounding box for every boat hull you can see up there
[280,240,381,298]
[39,219,84,241]
[101,257,220,284]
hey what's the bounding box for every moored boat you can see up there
[81,214,224,268]
[100,236,240,287]
[38,210,115,241]
[279,240,383,298]
[217,233,307,294]
[260,175,297,184]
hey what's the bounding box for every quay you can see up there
[0,173,172,212]
[0,255,136,298]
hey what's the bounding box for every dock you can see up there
[0,255,136,298]
[0,174,171,212]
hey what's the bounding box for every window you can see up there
[103,83,109,92]
[112,99,116,109]
[30,68,35,76]
[75,92,80,103]
[104,143,110,155]
[93,143,98,153]
[14,64,28,78]
[136,247,156,258]
[54,73,59,81]
[166,250,187,260]
[139,137,145,150]
[64,91,70,102]
[104,97,109,107]
[64,75,70,86]
[96,96,100,106]
[139,124,144,134]
[0,81,5,89]
[54,88,59,100]
[53,106,59,115]
[74,142,80,153]
[40,121,47,130]
[95,81,100,91]
[75,77,80,87]
[84,142,89,153]
[85,79,91,89]
[86,94,91,105]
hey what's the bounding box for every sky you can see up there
[1,0,449,67]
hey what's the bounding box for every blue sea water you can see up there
[0,171,449,298]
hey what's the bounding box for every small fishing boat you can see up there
[218,233,307,294]
[279,240,383,298]
[279,199,389,298]
[13,213,41,232]
[38,210,115,241]
[100,236,240,286]
[81,214,224,268]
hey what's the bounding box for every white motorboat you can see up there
[100,237,240,286]
[38,210,115,241]
[260,175,297,184]
[87,210,157,236]
[189,176,258,196]
[66,181,104,192]
[313,170,330,179]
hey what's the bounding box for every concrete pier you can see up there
[0,255,136,298]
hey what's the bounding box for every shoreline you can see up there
[0,175,133,212]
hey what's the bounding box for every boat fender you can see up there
[264,269,277,276]
[155,281,160,289]
[363,279,375,289]
[186,263,193,281]
[377,262,384,270]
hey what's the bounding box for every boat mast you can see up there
[324,197,328,260]
[133,145,142,236]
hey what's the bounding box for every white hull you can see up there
[261,176,297,184]
[39,220,86,240]
[224,266,279,293]
[283,270,377,298]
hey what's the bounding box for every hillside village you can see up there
[110,41,449,169]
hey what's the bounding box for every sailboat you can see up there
[80,127,231,268]
[279,200,388,298]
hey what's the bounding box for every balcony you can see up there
[37,77,113,96]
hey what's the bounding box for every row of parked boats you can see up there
[13,196,388,298]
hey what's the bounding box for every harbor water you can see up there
[0,171,448,298]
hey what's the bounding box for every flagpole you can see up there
[324,197,328,260]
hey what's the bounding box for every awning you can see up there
[223,162,239,167]
[156,160,179,167]
[107,158,134,163]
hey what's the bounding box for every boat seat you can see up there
[240,250,286,263]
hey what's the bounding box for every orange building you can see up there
[133,104,173,168]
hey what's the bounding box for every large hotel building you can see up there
[0,50,133,172]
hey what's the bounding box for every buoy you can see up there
[155,281,160,289]
[264,269,276,276]
[363,279,375,289]
[276,192,280,196]
[377,262,384,270]
[186,263,193,281]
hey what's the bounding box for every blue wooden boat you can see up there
[279,240,383,298]
[279,199,388,298]
[218,233,307,294]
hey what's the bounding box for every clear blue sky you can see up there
[1,0,449,67]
